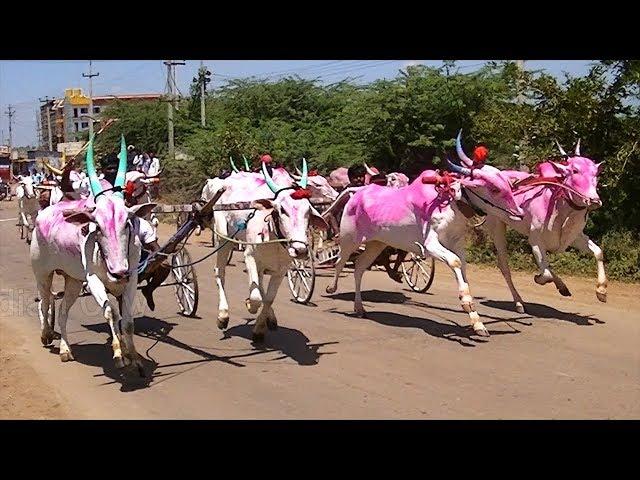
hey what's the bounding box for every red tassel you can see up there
[291,188,312,200]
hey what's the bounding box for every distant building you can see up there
[40,88,162,149]
[0,145,10,181]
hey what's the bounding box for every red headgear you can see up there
[260,154,273,164]
[473,146,489,164]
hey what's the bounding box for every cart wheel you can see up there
[287,254,315,304]
[402,253,435,293]
[171,247,199,317]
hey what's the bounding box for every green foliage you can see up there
[99,61,640,281]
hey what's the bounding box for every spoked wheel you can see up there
[402,253,436,293]
[171,247,199,317]
[287,254,316,304]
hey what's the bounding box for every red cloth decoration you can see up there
[291,188,312,200]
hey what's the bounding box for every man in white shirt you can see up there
[133,152,149,173]
[147,152,161,177]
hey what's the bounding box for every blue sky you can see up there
[0,60,596,147]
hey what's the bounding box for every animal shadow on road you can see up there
[481,300,605,326]
[326,290,520,347]
[76,316,247,392]
[222,320,338,366]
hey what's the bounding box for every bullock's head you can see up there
[64,135,155,283]
[292,160,339,201]
[254,158,328,259]
[448,130,524,221]
[551,140,603,210]
[18,175,36,198]
[386,172,409,189]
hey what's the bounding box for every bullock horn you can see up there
[575,138,581,156]
[446,157,472,176]
[44,161,63,176]
[85,135,102,196]
[261,160,281,194]
[456,129,474,167]
[295,164,303,176]
[114,135,127,196]
[299,157,309,188]
[363,162,377,176]
[555,139,567,156]
[242,154,250,171]
[229,156,240,173]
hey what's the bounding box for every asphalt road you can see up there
[1,201,638,419]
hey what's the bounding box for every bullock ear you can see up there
[310,212,329,231]
[250,199,274,210]
[550,161,569,174]
[128,202,157,218]
[596,161,605,175]
[63,209,95,225]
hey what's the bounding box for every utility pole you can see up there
[39,97,54,151]
[5,105,15,151]
[198,61,211,127]
[82,60,100,138]
[516,60,525,104]
[164,60,185,161]
[516,60,526,170]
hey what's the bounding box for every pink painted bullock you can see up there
[327,134,524,337]
[212,159,327,342]
[481,138,607,313]
[30,136,156,373]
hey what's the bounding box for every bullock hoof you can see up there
[41,331,54,346]
[217,316,229,330]
[558,286,572,297]
[472,321,490,337]
[325,285,337,294]
[596,287,607,303]
[267,318,278,331]
[114,356,126,369]
[354,309,367,318]
[534,274,550,285]
[515,302,526,314]
[245,298,260,314]
[60,351,74,362]
[252,332,265,343]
